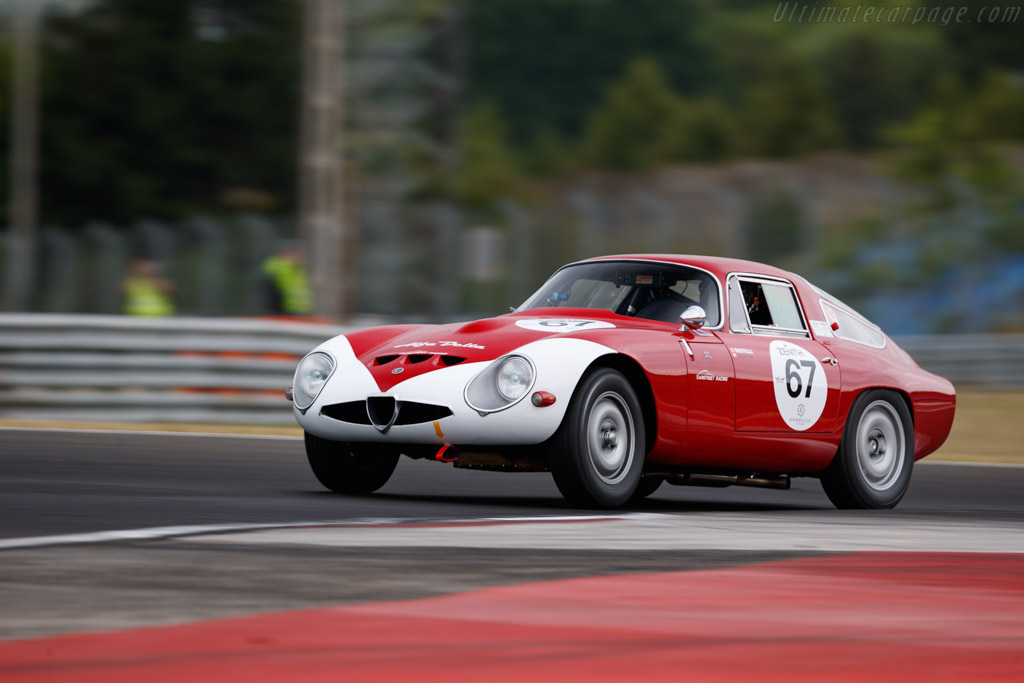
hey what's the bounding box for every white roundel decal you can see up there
[769,340,827,431]
[515,319,615,333]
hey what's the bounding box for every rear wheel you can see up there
[549,368,646,508]
[821,390,913,509]
[305,433,400,494]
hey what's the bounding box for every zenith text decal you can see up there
[769,340,827,431]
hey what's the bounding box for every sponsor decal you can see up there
[769,340,827,431]
[395,341,485,350]
[391,367,404,375]
[695,369,729,382]
[515,319,615,333]
[810,320,834,338]
[731,347,754,356]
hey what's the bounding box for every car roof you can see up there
[580,254,798,283]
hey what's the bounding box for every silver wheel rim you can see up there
[855,400,905,492]
[586,391,635,485]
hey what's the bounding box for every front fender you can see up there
[295,335,615,446]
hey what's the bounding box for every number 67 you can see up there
[785,359,816,399]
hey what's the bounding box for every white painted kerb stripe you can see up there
[190,514,1024,554]
[0,514,645,550]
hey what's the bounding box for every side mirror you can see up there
[679,305,707,331]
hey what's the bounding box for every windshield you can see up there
[519,261,721,327]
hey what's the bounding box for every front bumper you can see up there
[295,336,615,447]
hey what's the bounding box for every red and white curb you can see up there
[1,552,1021,682]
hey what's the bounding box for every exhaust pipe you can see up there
[667,473,790,490]
[737,474,791,490]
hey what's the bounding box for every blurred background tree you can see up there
[580,58,685,172]
[1,0,1023,328]
[449,101,522,206]
[35,0,300,226]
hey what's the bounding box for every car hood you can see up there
[344,309,644,393]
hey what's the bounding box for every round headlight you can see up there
[293,352,335,410]
[496,356,533,402]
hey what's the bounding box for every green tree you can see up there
[467,0,721,142]
[0,43,12,214]
[970,71,1024,142]
[581,58,684,171]
[886,73,1015,206]
[38,0,300,225]
[521,125,573,177]
[742,58,840,158]
[450,101,522,206]
[824,32,910,150]
[925,0,1024,77]
[675,98,736,163]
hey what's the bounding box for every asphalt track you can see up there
[1,428,1023,681]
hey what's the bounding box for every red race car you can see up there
[290,255,955,509]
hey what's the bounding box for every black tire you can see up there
[820,389,914,509]
[549,368,646,508]
[305,433,400,494]
[630,475,664,502]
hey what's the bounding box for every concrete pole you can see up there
[4,0,41,311]
[299,0,347,320]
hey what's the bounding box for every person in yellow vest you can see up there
[261,246,312,316]
[122,259,175,317]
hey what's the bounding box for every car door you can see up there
[723,274,841,433]
[680,325,736,448]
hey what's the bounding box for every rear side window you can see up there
[761,283,804,330]
[730,275,808,337]
[821,301,885,348]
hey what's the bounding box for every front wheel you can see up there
[630,475,664,501]
[820,390,914,509]
[549,368,646,508]
[305,433,400,494]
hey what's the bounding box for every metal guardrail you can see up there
[894,334,1024,389]
[0,314,350,424]
[0,315,1021,425]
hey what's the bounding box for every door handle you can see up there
[822,356,838,366]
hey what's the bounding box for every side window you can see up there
[740,281,772,326]
[670,273,721,328]
[733,277,808,337]
[729,279,750,333]
[761,283,805,330]
[821,301,885,348]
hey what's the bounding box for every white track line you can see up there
[0,514,645,551]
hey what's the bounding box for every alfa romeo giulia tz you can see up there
[288,255,955,509]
